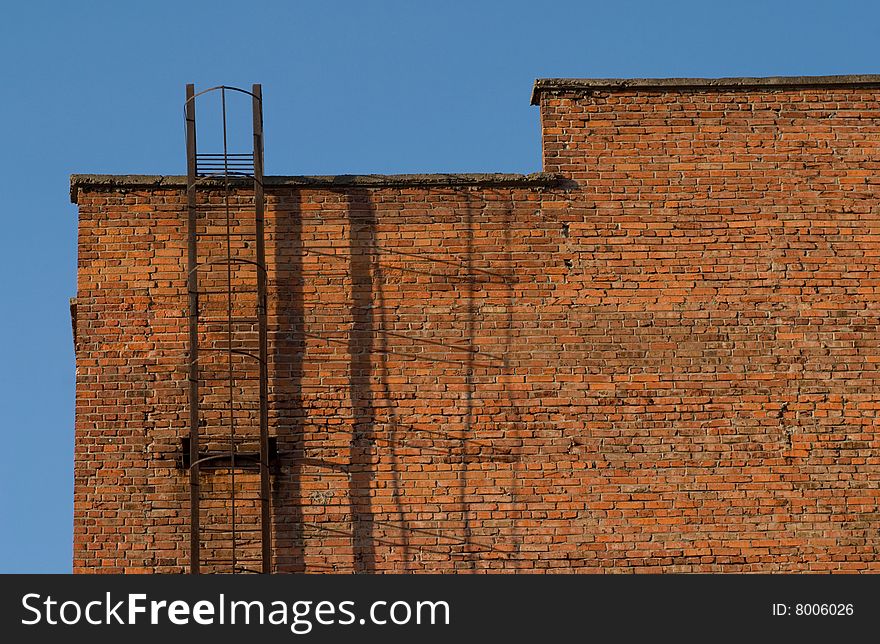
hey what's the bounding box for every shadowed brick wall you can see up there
[72,76,880,573]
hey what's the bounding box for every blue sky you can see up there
[1,0,878,573]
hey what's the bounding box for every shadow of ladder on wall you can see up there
[181,84,273,574]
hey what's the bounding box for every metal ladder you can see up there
[182,84,272,573]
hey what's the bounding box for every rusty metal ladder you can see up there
[182,84,272,573]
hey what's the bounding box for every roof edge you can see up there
[530,74,880,104]
[70,173,562,204]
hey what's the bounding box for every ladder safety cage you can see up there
[183,83,271,574]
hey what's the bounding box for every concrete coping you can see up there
[530,74,880,104]
[70,173,562,204]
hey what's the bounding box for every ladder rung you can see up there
[193,230,258,236]
[193,434,266,440]
[196,172,255,178]
[196,374,262,381]
[190,288,260,295]
[196,467,265,475]
[192,451,265,458]
[197,153,254,157]
[198,317,260,324]
[197,166,255,170]
[198,500,267,505]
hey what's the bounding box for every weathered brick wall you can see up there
[74,188,189,572]
[533,79,880,571]
[74,77,880,573]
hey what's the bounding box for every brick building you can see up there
[72,75,880,573]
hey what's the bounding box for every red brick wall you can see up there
[73,80,880,572]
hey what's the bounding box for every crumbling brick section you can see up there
[73,75,880,573]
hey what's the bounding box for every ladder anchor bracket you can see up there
[178,436,278,472]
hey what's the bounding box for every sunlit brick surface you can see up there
[73,80,880,572]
